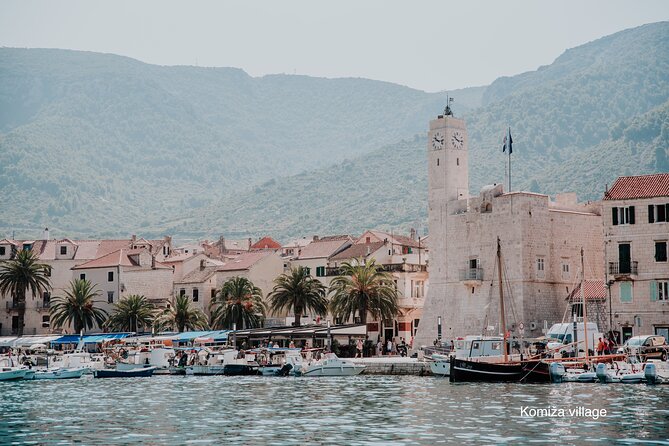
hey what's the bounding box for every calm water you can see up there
[1,375,668,445]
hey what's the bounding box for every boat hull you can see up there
[93,367,156,378]
[33,368,86,380]
[449,358,524,383]
[299,364,365,377]
[0,369,27,381]
[430,360,450,377]
[223,364,259,376]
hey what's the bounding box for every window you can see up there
[0,246,5,256]
[60,245,67,255]
[412,280,425,298]
[562,263,570,279]
[192,288,199,302]
[612,206,635,225]
[107,291,114,303]
[620,281,633,303]
[43,291,50,306]
[23,243,32,251]
[536,258,545,278]
[655,242,667,262]
[79,273,86,280]
[42,315,50,328]
[655,327,669,343]
[648,204,669,223]
[437,158,440,166]
[211,289,217,299]
[456,158,459,166]
[11,316,19,334]
[315,266,325,277]
[108,271,114,282]
[180,288,186,297]
[651,281,669,301]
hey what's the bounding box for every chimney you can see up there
[43,227,49,241]
[410,228,416,241]
[131,234,137,246]
[200,259,206,270]
[313,235,319,242]
[219,236,225,255]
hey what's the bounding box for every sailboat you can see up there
[449,238,529,383]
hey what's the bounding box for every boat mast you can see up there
[581,247,589,361]
[497,237,508,362]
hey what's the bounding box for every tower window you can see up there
[457,158,459,166]
[437,158,440,166]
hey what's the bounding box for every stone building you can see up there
[603,173,669,342]
[413,111,604,348]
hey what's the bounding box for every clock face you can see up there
[451,131,464,149]
[431,131,445,150]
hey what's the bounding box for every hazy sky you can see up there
[1,0,667,92]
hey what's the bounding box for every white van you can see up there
[546,322,601,356]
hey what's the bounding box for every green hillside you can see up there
[1,22,668,241]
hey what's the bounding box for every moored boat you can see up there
[0,367,27,381]
[296,353,365,377]
[595,362,645,384]
[93,366,156,378]
[32,367,87,380]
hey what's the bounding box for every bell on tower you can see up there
[444,96,454,117]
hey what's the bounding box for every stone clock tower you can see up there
[415,108,469,348]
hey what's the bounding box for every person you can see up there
[289,340,295,349]
[597,337,606,356]
[391,338,397,356]
[400,338,407,357]
[450,340,455,352]
[356,338,363,358]
[387,339,392,355]
[376,339,383,357]
[409,336,414,350]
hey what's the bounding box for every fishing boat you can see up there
[31,367,87,380]
[430,336,505,377]
[93,366,156,378]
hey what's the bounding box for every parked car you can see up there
[617,335,668,361]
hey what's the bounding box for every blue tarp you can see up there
[170,331,215,342]
[50,333,134,345]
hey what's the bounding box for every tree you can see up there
[0,249,52,336]
[105,294,156,333]
[329,258,399,325]
[155,294,208,333]
[50,279,108,334]
[269,266,327,327]
[210,277,266,329]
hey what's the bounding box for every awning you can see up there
[0,336,19,347]
[51,333,134,345]
[170,331,215,343]
[12,335,61,347]
[193,330,230,343]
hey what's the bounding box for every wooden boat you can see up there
[93,366,156,378]
[449,357,524,382]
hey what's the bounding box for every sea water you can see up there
[1,375,668,445]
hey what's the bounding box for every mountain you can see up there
[0,48,480,238]
[1,22,668,241]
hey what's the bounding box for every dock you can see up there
[351,357,432,376]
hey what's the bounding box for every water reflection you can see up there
[1,376,668,445]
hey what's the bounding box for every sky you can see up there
[0,0,668,92]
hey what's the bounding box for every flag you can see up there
[502,127,513,154]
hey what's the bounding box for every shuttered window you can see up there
[656,242,668,262]
[620,282,633,303]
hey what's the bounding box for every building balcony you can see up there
[460,267,484,282]
[5,301,25,311]
[36,301,51,311]
[324,263,427,277]
[608,261,638,277]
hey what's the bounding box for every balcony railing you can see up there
[608,261,638,276]
[36,301,50,311]
[324,263,427,277]
[460,267,484,281]
[5,301,25,310]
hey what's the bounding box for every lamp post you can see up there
[327,319,331,351]
[437,316,442,342]
[607,280,614,339]
[232,323,237,349]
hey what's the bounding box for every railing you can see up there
[324,263,427,277]
[460,267,484,281]
[608,261,638,276]
[5,301,25,310]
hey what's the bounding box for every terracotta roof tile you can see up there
[296,238,352,260]
[566,281,607,301]
[216,251,273,272]
[604,173,669,200]
[251,236,282,250]
[72,249,135,269]
[177,266,218,284]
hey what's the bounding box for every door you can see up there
[618,244,631,274]
[622,326,633,344]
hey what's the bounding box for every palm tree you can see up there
[0,249,52,336]
[269,266,327,327]
[105,294,156,333]
[210,277,266,329]
[155,294,208,333]
[329,258,399,325]
[50,279,108,334]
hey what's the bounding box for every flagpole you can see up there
[508,146,511,192]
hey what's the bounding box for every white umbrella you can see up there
[29,343,47,350]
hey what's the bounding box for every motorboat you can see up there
[252,348,303,376]
[596,362,646,384]
[184,348,245,376]
[294,353,365,377]
[115,347,175,375]
[0,356,29,381]
[548,362,597,383]
[645,361,669,385]
[31,367,87,380]
[93,367,156,378]
[49,351,105,373]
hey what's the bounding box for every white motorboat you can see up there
[184,348,243,375]
[0,356,29,380]
[549,362,597,383]
[596,362,646,384]
[645,361,669,385]
[295,353,365,377]
[49,351,105,373]
[31,367,87,380]
[115,347,175,375]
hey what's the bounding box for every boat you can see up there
[294,352,365,377]
[430,336,506,377]
[0,367,27,381]
[184,348,253,375]
[252,348,303,376]
[115,347,176,375]
[645,362,669,385]
[548,362,597,383]
[595,362,645,384]
[93,366,156,378]
[31,367,87,380]
[49,351,105,373]
[223,363,259,376]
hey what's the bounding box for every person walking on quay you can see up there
[356,338,363,358]
[400,338,407,357]
[386,338,392,356]
[376,339,383,356]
